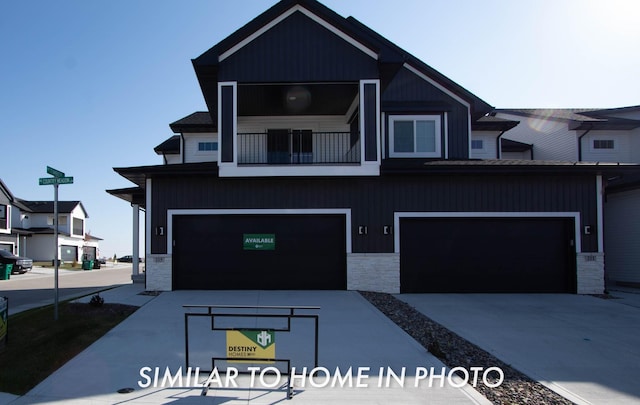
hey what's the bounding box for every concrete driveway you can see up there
[399,293,640,405]
[7,289,490,404]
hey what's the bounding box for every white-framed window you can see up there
[389,115,442,158]
[198,142,218,152]
[72,217,84,236]
[593,139,615,150]
[0,204,8,230]
[471,139,484,150]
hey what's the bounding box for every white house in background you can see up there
[13,200,101,263]
[493,106,640,287]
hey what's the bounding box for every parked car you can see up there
[0,250,33,274]
[117,255,142,263]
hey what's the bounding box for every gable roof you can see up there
[192,0,493,119]
[17,200,89,218]
[0,178,15,203]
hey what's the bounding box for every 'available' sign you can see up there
[243,234,276,251]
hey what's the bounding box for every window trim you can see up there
[72,217,84,237]
[592,139,615,151]
[471,139,484,150]
[389,115,442,158]
[0,204,8,232]
[197,141,219,153]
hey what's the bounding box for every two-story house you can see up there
[491,107,640,287]
[109,0,639,294]
[2,179,101,262]
[14,200,100,263]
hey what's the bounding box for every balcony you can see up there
[238,130,361,165]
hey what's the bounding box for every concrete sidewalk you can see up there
[399,293,640,405]
[3,288,490,404]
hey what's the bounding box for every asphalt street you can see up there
[0,263,134,315]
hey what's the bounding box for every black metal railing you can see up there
[237,131,360,165]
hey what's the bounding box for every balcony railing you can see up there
[238,131,360,165]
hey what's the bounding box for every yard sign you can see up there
[227,330,275,363]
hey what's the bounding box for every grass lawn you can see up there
[0,301,137,395]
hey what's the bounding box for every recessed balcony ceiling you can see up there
[237,83,358,116]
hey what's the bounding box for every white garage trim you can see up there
[167,208,352,255]
[393,211,582,253]
[596,175,604,253]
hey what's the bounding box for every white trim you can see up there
[596,175,604,253]
[359,79,381,165]
[468,112,473,157]
[145,178,152,256]
[219,5,378,62]
[0,242,15,253]
[388,114,442,158]
[443,111,449,159]
[217,82,238,168]
[380,112,386,159]
[403,64,471,109]
[589,137,617,152]
[0,204,9,234]
[219,164,379,177]
[167,208,352,255]
[393,211,582,253]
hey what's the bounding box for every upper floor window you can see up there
[471,140,484,150]
[0,205,7,230]
[73,218,84,236]
[198,142,218,152]
[593,139,614,150]
[389,115,442,158]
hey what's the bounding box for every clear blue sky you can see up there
[1,0,638,258]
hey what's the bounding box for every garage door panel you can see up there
[400,217,575,293]
[173,214,346,290]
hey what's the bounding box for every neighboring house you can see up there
[493,107,640,287]
[14,200,100,262]
[0,181,101,263]
[108,0,639,294]
[0,179,19,254]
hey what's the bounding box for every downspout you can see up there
[577,125,593,161]
[180,133,185,164]
[496,130,506,159]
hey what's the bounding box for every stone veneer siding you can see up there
[347,253,400,293]
[577,253,605,294]
[145,254,172,291]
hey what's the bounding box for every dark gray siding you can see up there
[218,11,378,82]
[220,85,234,162]
[382,68,470,159]
[363,83,377,161]
[150,174,598,254]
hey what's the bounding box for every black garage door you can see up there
[400,217,576,293]
[173,214,346,290]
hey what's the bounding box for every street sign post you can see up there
[38,167,73,321]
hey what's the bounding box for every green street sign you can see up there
[39,176,74,185]
[243,234,276,251]
[46,166,65,178]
